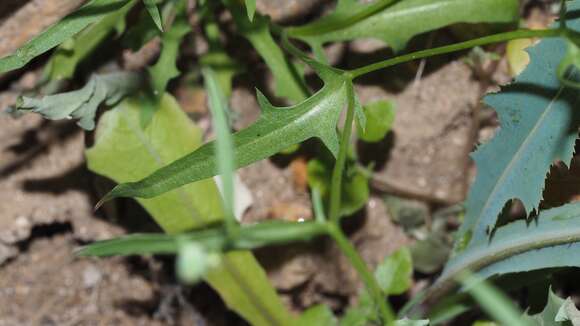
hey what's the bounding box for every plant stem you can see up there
[328,81,356,224]
[327,223,395,324]
[349,28,564,78]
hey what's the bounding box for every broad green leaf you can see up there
[375,247,412,295]
[143,0,164,31]
[357,100,395,142]
[456,3,580,246]
[287,0,518,52]
[434,202,580,297]
[522,288,566,326]
[85,94,295,326]
[298,305,337,326]
[102,63,350,200]
[46,0,137,80]
[460,272,526,326]
[17,72,141,130]
[307,157,370,217]
[225,0,308,103]
[0,0,131,74]
[148,10,191,96]
[244,0,257,21]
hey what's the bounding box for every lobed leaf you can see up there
[101,65,349,200]
[287,0,519,53]
[456,3,580,245]
[148,9,191,96]
[17,72,141,130]
[0,0,132,74]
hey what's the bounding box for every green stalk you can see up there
[326,79,394,324]
[349,28,564,78]
[327,223,395,324]
[328,80,356,224]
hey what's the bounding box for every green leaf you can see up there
[17,72,141,130]
[143,0,164,31]
[203,66,236,219]
[244,0,257,21]
[434,202,580,298]
[357,100,395,143]
[46,0,138,80]
[148,10,191,96]
[102,63,349,200]
[298,305,337,326]
[0,0,131,74]
[460,272,527,326]
[307,156,370,217]
[287,0,518,52]
[85,94,296,326]
[456,4,580,246]
[522,288,566,326]
[225,0,308,103]
[374,247,412,295]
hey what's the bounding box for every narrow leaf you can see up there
[46,0,138,80]
[102,66,349,200]
[244,0,257,21]
[457,5,580,245]
[434,202,580,297]
[287,0,518,52]
[143,0,164,31]
[0,0,131,74]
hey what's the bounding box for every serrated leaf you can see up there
[148,10,191,95]
[0,0,131,74]
[287,0,518,52]
[555,297,580,325]
[435,203,580,296]
[456,5,580,245]
[143,0,164,31]
[46,0,137,80]
[522,288,566,326]
[85,94,295,326]
[225,0,308,103]
[102,64,349,200]
[17,72,141,130]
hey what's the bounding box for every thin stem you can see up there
[349,28,564,78]
[327,223,395,324]
[328,81,356,224]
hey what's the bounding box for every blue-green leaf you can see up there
[17,72,141,130]
[456,3,580,245]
